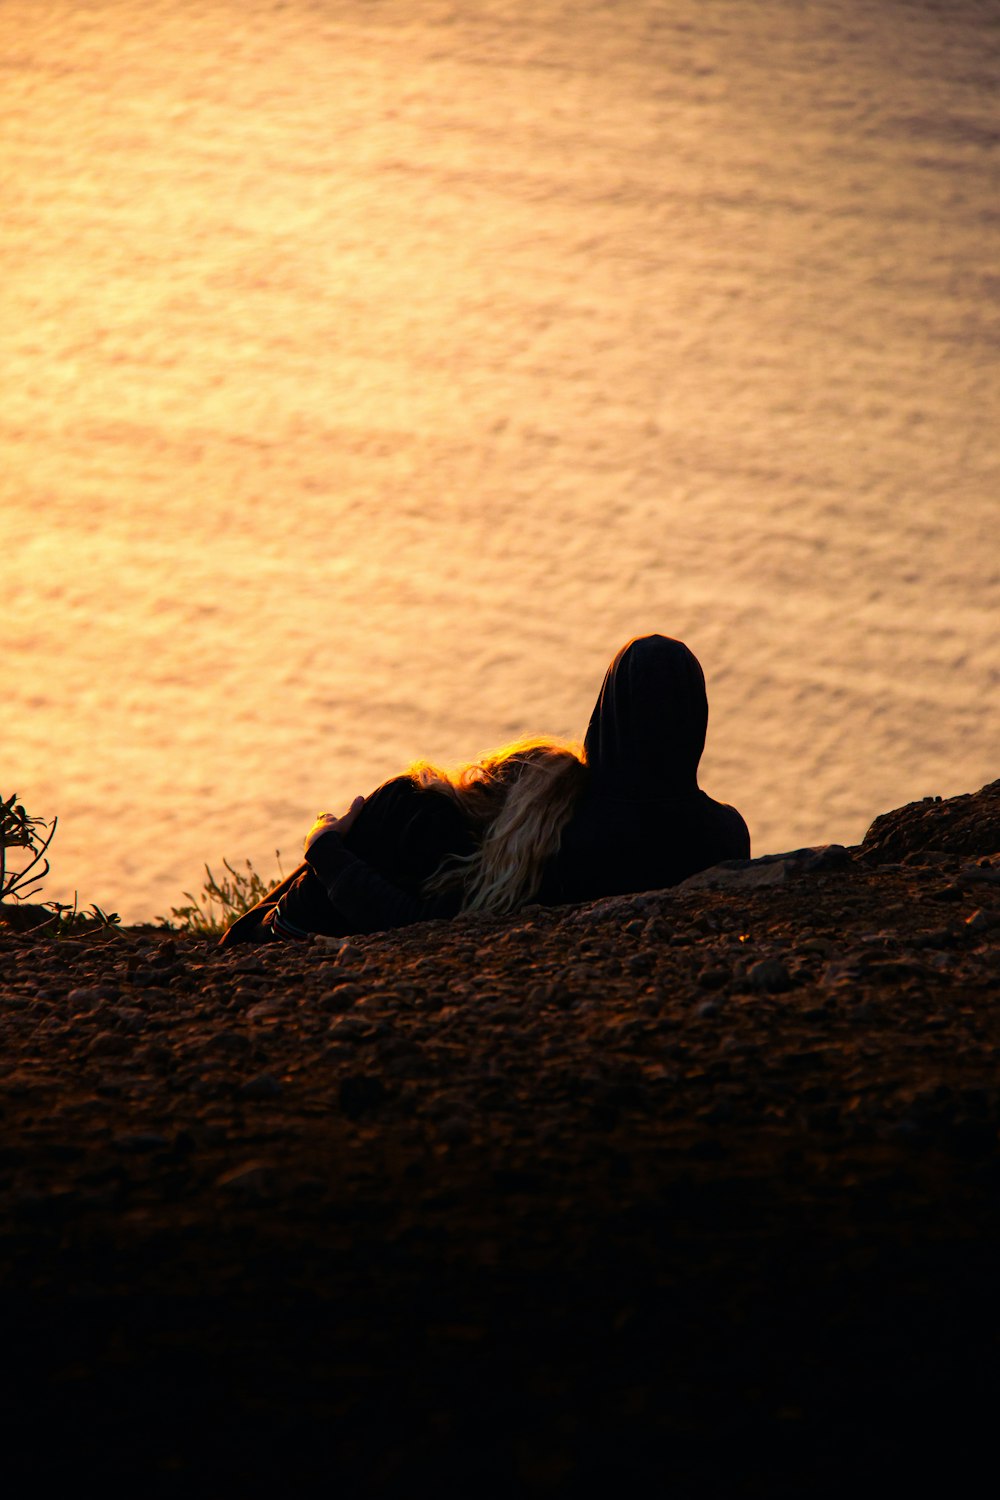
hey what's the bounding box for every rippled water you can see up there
[3,0,997,920]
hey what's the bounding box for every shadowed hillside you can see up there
[2,779,998,1492]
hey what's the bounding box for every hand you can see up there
[304,796,365,854]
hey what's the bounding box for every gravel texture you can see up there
[2,781,999,1494]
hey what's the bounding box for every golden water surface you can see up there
[3,0,997,919]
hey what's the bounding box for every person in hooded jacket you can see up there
[537,633,750,904]
[219,634,749,944]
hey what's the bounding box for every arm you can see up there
[304,828,462,933]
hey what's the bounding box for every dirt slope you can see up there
[2,779,999,1492]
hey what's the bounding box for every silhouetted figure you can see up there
[220,739,584,944]
[220,634,749,945]
[538,634,750,903]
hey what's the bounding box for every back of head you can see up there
[583,634,708,798]
[544,634,750,902]
[412,738,585,915]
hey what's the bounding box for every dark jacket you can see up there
[305,774,475,932]
[538,634,749,904]
[218,775,473,944]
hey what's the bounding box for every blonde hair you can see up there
[408,737,586,915]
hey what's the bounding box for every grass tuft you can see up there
[160,854,283,935]
[1,794,121,937]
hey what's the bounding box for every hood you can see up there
[583,634,708,796]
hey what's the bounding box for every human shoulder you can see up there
[699,792,751,859]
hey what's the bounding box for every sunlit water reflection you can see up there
[3,0,997,920]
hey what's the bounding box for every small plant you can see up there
[40,898,122,938]
[160,853,283,935]
[1,793,57,903]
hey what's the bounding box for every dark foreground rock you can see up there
[2,781,999,1494]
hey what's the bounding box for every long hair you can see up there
[408,737,586,915]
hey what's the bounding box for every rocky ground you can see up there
[2,781,999,1495]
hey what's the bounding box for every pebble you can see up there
[246,999,286,1021]
[232,958,268,977]
[697,967,729,990]
[746,958,793,993]
[134,1043,172,1069]
[328,1016,377,1041]
[67,985,119,1008]
[200,1030,253,1057]
[795,938,836,957]
[87,1030,132,1057]
[928,884,963,903]
[238,1072,283,1100]
[317,984,364,1011]
[681,859,788,891]
[910,928,956,950]
[215,1161,273,1195]
[113,1132,170,1153]
[110,1006,145,1032]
